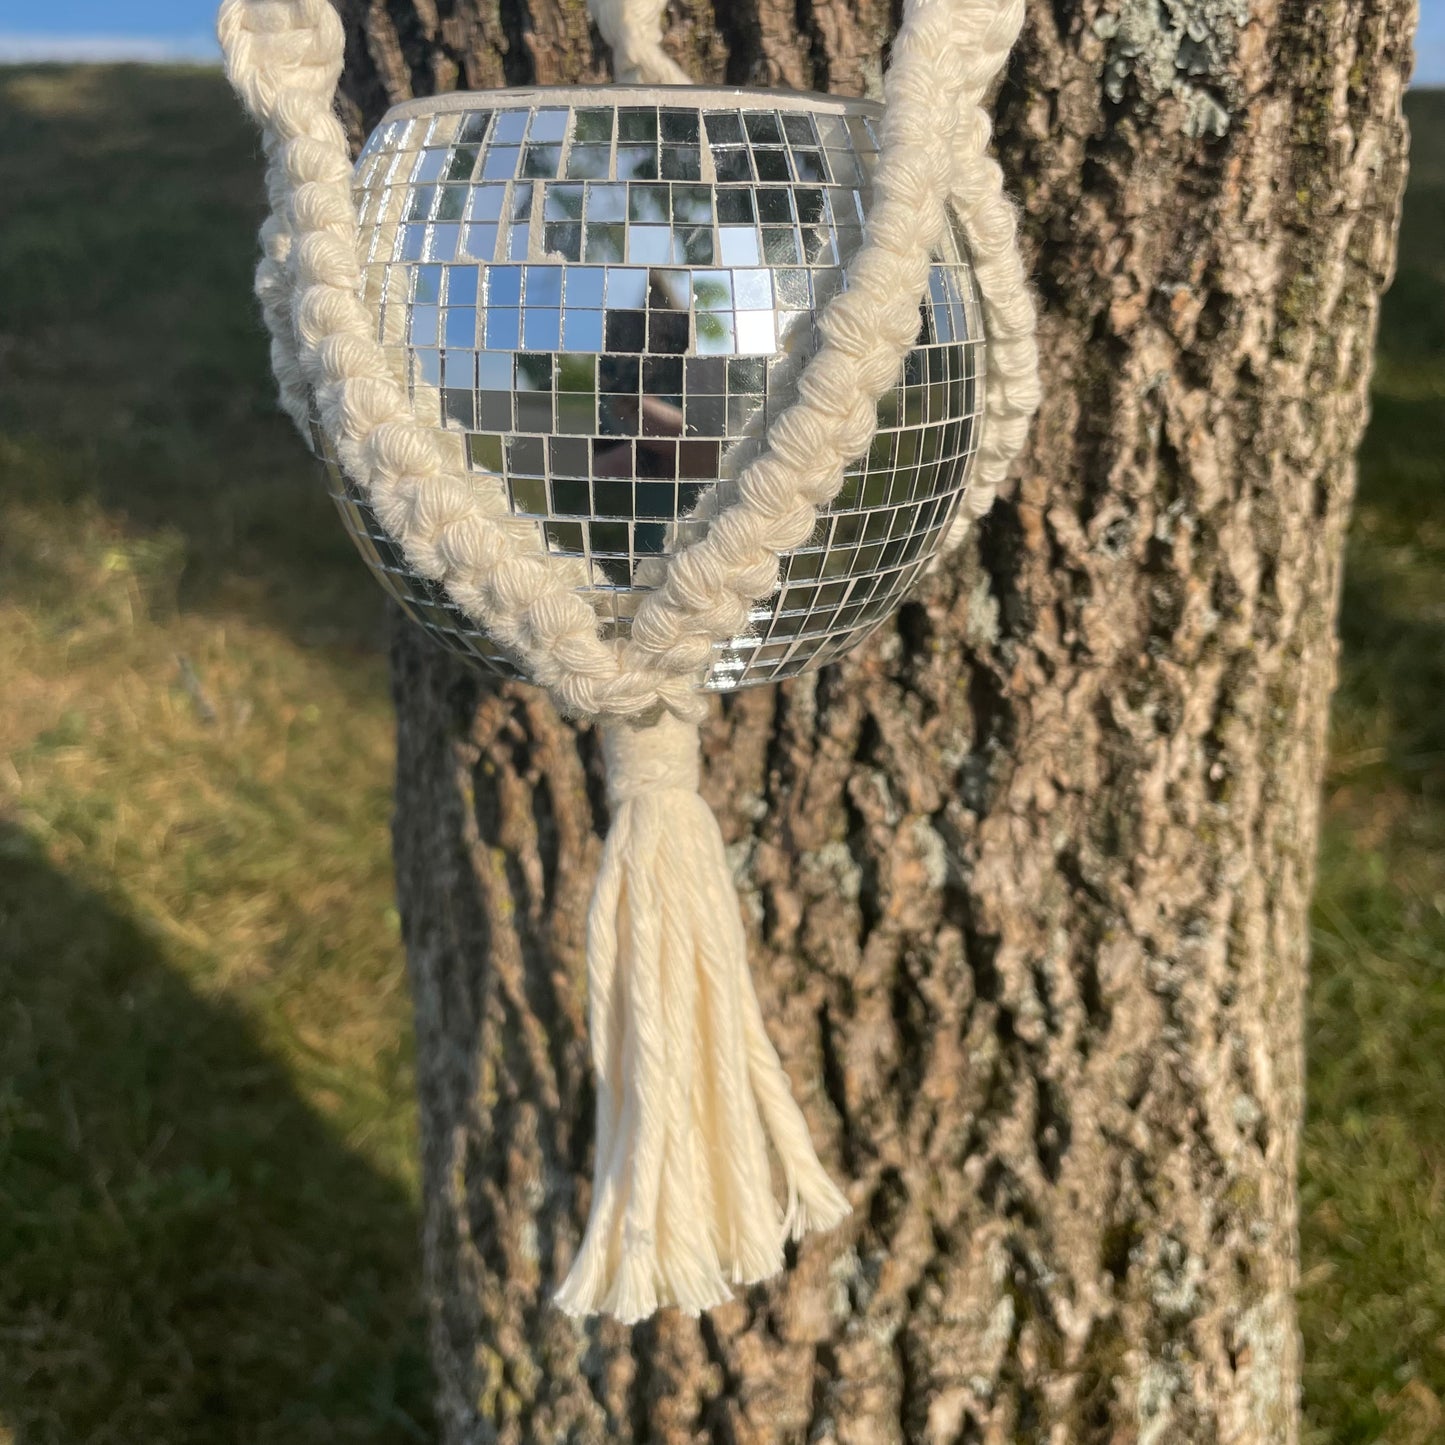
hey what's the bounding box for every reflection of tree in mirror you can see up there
[547,183,584,219]
[573,108,612,144]
[514,353,552,390]
[555,354,595,393]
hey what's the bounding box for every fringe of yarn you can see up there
[554,714,850,1322]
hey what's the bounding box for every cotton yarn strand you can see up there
[218,0,698,722]
[217,0,1036,721]
[589,0,692,85]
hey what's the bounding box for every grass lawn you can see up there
[0,63,1440,1445]
[1297,88,1445,1445]
[0,66,427,1443]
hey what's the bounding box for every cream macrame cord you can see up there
[218,0,1038,1323]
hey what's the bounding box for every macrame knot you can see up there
[601,712,701,802]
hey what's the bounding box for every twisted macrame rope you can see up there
[217,0,1037,724]
[596,0,1039,582]
[589,0,691,84]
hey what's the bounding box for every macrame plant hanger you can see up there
[218,0,1039,1324]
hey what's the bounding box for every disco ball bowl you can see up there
[312,85,987,691]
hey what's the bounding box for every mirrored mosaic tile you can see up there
[325,85,987,691]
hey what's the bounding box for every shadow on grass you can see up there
[1334,388,1445,772]
[0,820,432,1445]
[0,64,386,657]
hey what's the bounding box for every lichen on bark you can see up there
[1092,0,1249,136]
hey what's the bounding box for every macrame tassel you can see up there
[554,712,850,1323]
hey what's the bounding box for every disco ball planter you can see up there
[223,0,1039,1318]
[314,84,988,691]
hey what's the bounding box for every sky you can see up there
[0,0,1442,81]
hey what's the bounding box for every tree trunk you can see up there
[331,1,1413,1439]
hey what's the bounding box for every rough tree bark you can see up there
[329,1,1413,1439]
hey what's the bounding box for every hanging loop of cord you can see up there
[217,0,1038,726]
